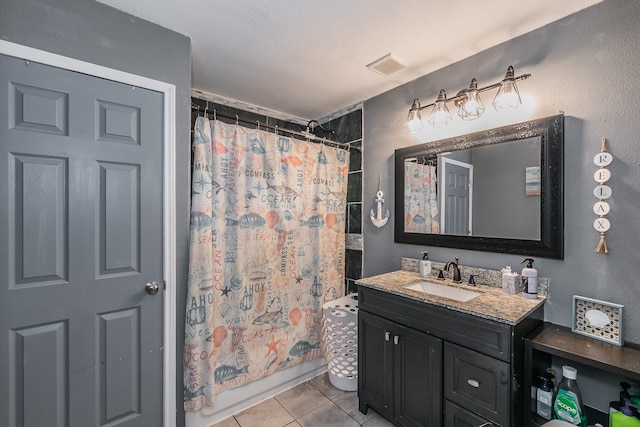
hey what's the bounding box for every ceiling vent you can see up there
[367,53,406,76]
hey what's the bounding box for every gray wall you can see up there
[472,138,540,239]
[363,0,640,345]
[0,1,191,425]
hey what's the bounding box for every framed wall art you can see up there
[572,295,624,346]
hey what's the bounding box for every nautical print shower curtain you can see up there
[404,162,440,233]
[184,117,349,411]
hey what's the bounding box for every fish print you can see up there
[190,211,212,230]
[225,218,239,226]
[214,364,249,384]
[283,210,294,221]
[249,138,266,154]
[238,212,266,228]
[278,155,303,167]
[289,340,320,357]
[267,183,300,199]
[300,214,325,227]
[244,191,257,200]
[252,307,283,325]
[412,214,426,224]
[184,385,205,400]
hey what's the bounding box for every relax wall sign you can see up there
[593,137,612,253]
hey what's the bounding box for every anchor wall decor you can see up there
[370,174,390,228]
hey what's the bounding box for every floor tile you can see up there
[307,373,346,400]
[234,397,294,427]
[296,401,360,427]
[361,412,396,427]
[209,416,240,427]
[331,391,375,424]
[284,422,302,427]
[275,382,330,419]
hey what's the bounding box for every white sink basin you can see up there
[404,281,481,302]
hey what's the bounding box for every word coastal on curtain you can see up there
[404,161,439,233]
[184,117,349,411]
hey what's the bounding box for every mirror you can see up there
[394,114,564,259]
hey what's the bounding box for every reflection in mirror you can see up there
[404,137,542,239]
[395,114,564,259]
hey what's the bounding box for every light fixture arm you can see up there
[416,73,531,111]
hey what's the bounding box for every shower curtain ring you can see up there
[274,125,278,135]
[213,109,216,120]
[204,101,208,116]
[235,115,239,125]
[256,120,260,131]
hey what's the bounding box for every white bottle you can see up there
[522,258,538,299]
[420,252,432,278]
[537,373,554,420]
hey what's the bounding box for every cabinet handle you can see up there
[467,379,480,388]
[385,331,391,341]
[393,335,400,345]
[477,423,493,427]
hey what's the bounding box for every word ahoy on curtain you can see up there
[184,117,350,412]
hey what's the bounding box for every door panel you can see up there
[1,54,163,426]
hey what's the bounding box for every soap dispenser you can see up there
[420,252,432,278]
[522,258,538,299]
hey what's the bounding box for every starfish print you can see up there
[295,276,303,284]
[220,286,231,297]
[265,335,282,356]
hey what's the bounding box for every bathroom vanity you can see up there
[357,269,544,427]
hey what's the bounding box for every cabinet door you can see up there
[358,310,394,419]
[394,324,443,427]
[444,400,495,427]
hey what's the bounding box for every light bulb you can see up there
[427,90,452,128]
[457,78,485,120]
[405,98,423,133]
[493,66,522,111]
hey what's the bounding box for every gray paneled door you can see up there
[0,54,164,426]
[443,159,472,236]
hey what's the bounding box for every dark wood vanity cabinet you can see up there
[359,310,442,426]
[358,286,543,427]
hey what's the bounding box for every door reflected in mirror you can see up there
[395,115,563,259]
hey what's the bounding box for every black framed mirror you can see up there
[394,114,564,259]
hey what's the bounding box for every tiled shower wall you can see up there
[191,98,363,296]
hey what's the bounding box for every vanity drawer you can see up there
[444,400,494,427]
[444,342,509,426]
[358,286,511,361]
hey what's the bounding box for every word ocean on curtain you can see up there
[184,118,349,411]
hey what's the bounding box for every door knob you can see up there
[145,281,159,295]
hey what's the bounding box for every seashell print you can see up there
[293,289,304,302]
[325,213,338,229]
[283,210,294,221]
[265,211,280,229]
[238,212,266,228]
[212,325,228,348]
[217,303,231,318]
[249,138,266,154]
[289,308,302,326]
[211,139,229,154]
[229,326,247,352]
[585,309,611,328]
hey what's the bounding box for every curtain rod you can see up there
[191,105,361,151]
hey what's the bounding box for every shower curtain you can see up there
[404,162,440,233]
[184,117,349,411]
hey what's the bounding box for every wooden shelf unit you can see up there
[524,323,640,426]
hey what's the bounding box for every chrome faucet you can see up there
[445,257,462,283]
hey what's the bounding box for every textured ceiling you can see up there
[97,0,602,121]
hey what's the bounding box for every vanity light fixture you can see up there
[405,65,531,133]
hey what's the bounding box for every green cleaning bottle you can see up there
[553,365,587,426]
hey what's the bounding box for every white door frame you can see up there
[0,40,178,427]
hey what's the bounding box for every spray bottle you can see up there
[522,258,538,299]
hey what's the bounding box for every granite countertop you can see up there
[356,270,546,326]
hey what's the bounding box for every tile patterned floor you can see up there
[210,373,394,427]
